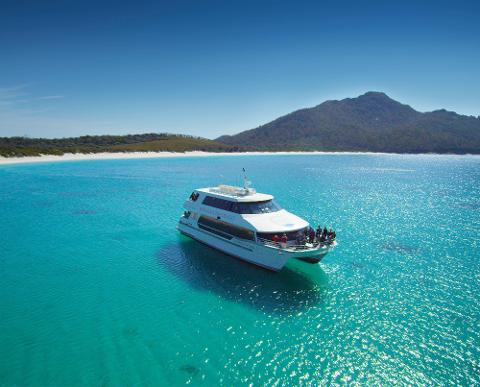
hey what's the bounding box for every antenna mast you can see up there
[242,168,251,191]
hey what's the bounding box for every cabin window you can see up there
[189,192,200,201]
[198,215,254,241]
[202,196,281,214]
[202,196,233,211]
[231,200,282,214]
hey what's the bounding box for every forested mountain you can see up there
[0,133,241,157]
[217,92,480,154]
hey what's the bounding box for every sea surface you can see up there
[0,154,479,386]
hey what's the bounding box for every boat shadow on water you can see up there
[156,236,329,315]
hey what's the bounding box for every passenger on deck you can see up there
[280,233,288,247]
[309,228,316,244]
[323,226,328,237]
[316,225,322,240]
[296,231,303,245]
[324,228,335,244]
[272,234,280,244]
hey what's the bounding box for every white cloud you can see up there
[0,85,70,136]
[0,85,64,109]
[0,84,31,107]
[37,95,64,100]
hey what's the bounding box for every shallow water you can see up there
[0,154,479,385]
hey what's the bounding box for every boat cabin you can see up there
[185,185,309,243]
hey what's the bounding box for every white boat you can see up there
[177,178,336,271]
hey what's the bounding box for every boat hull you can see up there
[177,221,333,271]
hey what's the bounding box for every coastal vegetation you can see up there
[0,133,241,157]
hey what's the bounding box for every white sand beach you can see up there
[0,151,358,165]
[0,151,476,166]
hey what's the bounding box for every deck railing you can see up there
[256,237,334,251]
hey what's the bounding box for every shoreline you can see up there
[1,150,479,165]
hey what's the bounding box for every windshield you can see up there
[202,196,282,214]
[231,200,282,214]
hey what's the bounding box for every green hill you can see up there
[216,92,480,154]
[0,133,241,157]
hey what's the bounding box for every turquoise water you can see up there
[0,154,479,386]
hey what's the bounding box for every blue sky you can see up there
[1,0,479,138]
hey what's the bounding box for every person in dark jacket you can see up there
[309,228,316,243]
[296,231,304,245]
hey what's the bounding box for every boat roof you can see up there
[242,210,309,233]
[197,185,273,202]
